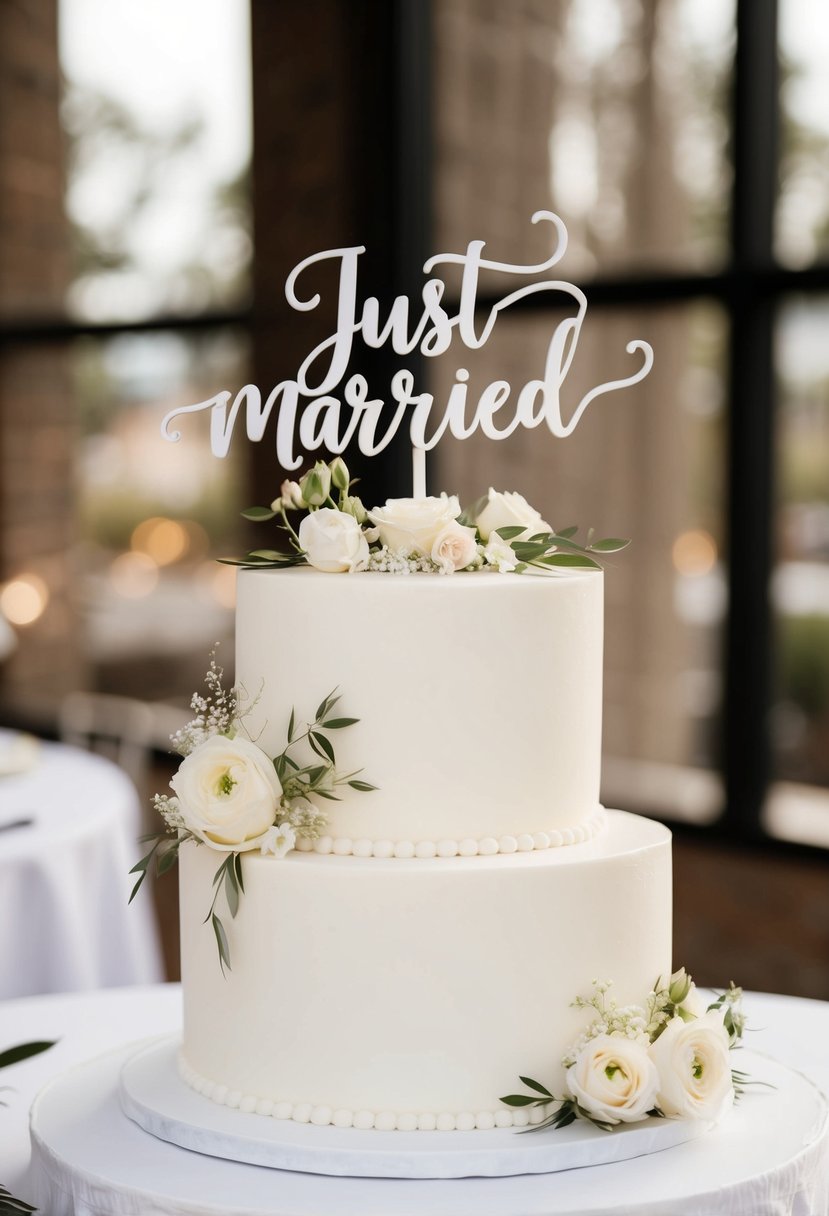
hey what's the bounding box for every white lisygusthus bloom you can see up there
[259,822,297,857]
[298,508,370,573]
[566,1034,660,1125]
[483,533,519,573]
[649,1011,733,1121]
[475,488,550,542]
[171,734,282,850]
[367,494,461,557]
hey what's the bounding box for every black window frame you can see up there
[2,0,828,858]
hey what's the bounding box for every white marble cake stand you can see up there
[27,1038,829,1216]
[118,1036,710,1179]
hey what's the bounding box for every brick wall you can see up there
[0,1,85,717]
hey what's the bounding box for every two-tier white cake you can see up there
[177,566,672,1129]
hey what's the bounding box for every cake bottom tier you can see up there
[179,809,671,1129]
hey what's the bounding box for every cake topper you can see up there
[161,212,653,498]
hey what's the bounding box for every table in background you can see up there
[0,735,164,998]
[0,985,827,1215]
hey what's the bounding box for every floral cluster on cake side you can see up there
[225,456,629,575]
[503,969,751,1132]
[131,657,375,971]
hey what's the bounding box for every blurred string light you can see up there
[0,573,49,626]
[196,560,237,609]
[130,516,208,566]
[110,550,158,598]
[672,529,718,577]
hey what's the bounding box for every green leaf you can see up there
[499,1094,539,1107]
[556,525,579,539]
[589,537,630,553]
[156,846,179,877]
[314,789,342,801]
[533,553,602,570]
[0,1182,38,1213]
[247,549,288,561]
[458,493,488,528]
[0,1041,56,1070]
[224,861,240,918]
[510,544,556,563]
[518,1075,554,1098]
[240,506,277,521]
[348,779,378,792]
[212,913,231,973]
[310,732,336,764]
[316,689,340,720]
[320,717,359,730]
[234,852,245,894]
[494,525,528,540]
[287,707,296,743]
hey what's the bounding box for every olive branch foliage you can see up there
[129,689,375,975]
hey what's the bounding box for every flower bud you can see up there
[668,967,692,1006]
[329,456,350,492]
[300,461,331,507]
[340,494,368,524]
[273,479,305,511]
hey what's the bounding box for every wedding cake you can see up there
[170,491,672,1131]
[136,214,741,1142]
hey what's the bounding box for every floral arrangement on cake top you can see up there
[130,656,375,971]
[502,969,751,1133]
[223,457,629,575]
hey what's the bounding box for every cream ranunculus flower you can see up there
[298,508,370,573]
[171,734,282,851]
[566,1034,660,1125]
[649,1011,733,1121]
[475,488,550,542]
[367,494,461,556]
[431,521,478,574]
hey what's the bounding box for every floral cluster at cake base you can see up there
[223,456,630,576]
[503,970,750,1132]
[131,657,375,971]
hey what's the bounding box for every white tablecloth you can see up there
[0,737,163,998]
[0,985,827,1215]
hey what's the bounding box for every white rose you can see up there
[367,494,461,556]
[475,488,550,542]
[431,521,478,573]
[566,1034,659,1125]
[649,1012,733,1121]
[298,508,369,573]
[171,734,282,850]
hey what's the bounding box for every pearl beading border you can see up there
[177,1053,551,1131]
[293,808,606,860]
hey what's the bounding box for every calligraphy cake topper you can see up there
[161,211,653,498]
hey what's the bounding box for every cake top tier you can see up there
[234,561,605,852]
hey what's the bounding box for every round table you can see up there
[1,985,827,1215]
[0,735,164,998]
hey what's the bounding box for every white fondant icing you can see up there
[235,568,604,845]
[179,812,671,1125]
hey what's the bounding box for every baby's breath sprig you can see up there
[170,653,238,757]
